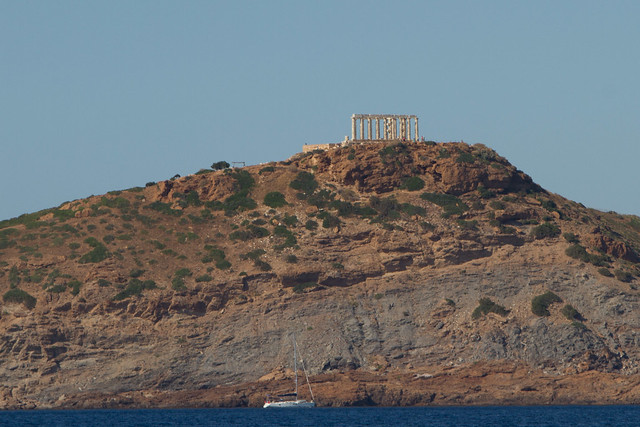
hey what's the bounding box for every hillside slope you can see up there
[1,141,640,408]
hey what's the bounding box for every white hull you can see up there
[263,400,315,408]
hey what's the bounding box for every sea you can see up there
[0,406,638,427]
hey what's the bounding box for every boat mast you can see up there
[293,334,298,399]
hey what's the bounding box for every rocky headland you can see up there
[1,141,640,408]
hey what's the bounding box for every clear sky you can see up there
[1,0,639,221]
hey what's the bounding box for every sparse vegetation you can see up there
[614,269,633,283]
[401,176,425,191]
[565,244,609,267]
[3,288,36,309]
[531,291,562,316]
[563,232,579,243]
[79,237,109,264]
[472,297,509,319]
[598,267,614,277]
[293,282,316,293]
[530,222,560,239]
[289,171,318,196]
[113,278,157,300]
[264,192,287,208]
[561,304,583,321]
[421,192,468,218]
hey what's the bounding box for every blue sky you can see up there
[1,0,639,221]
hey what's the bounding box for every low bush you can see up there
[211,161,230,170]
[129,269,145,278]
[195,274,213,282]
[79,238,109,263]
[598,267,614,277]
[305,219,318,230]
[614,269,633,283]
[293,282,316,293]
[254,259,272,271]
[530,222,560,239]
[472,297,509,319]
[289,171,318,196]
[3,288,37,309]
[146,201,182,217]
[477,185,495,199]
[286,254,298,263]
[421,192,468,218]
[259,166,275,174]
[229,225,269,241]
[561,304,583,321]
[531,291,562,316]
[563,232,579,243]
[565,244,609,267]
[489,201,505,210]
[264,192,287,208]
[401,176,425,191]
[114,278,157,300]
[455,152,475,164]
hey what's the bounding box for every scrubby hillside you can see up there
[1,141,640,408]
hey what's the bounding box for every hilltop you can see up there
[1,141,640,408]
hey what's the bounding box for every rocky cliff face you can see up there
[1,141,640,408]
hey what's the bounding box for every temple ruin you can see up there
[351,114,418,142]
[303,114,420,152]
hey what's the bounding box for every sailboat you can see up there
[263,334,316,408]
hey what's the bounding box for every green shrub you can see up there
[286,254,298,263]
[68,279,82,296]
[172,277,186,291]
[229,225,269,241]
[283,214,298,227]
[455,152,475,164]
[531,291,562,316]
[401,176,425,191]
[98,279,111,287]
[114,278,157,300]
[211,161,230,170]
[563,232,579,243]
[420,192,468,218]
[3,288,36,309]
[305,219,318,230]
[289,171,318,196]
[242,249,266,260]
[565,244,609,266]
[322,214,340,229]
[175,268,192,278]
[254,259,272,271]
[129,269,145,278]
[472,297,509,319]
[457,219,478,230]
[79,238,109,264]
[293,282,316,293]
[259,166,275,174]
[614,270,633,283]
[195,274,213,282]
[489,201,505,210]
[477,185,495,199]
[530,222,560,239]
[561,304,583,321]
[146,201,182,217]
[47,284,67,293]
[264,192,287,208]
[216,260,231,270]
[598,267,613,277]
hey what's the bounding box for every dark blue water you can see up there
[0,406,638,426]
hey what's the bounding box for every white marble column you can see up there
[414,117,419,141]
[375,119,380,139]
[352,116,356,141]
[367,118,372,140]
[359,118,364,141]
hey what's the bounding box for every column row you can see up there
[351,115,418,141]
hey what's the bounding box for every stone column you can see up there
[375,119,380,139]
[352,116,356,141]
[414,117,419,141]
[367,118,372,140]
[359,118,364,141]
